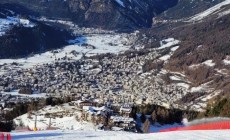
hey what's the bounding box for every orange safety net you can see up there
[160,121,230,132]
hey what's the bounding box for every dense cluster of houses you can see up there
[0,39,196,131]
[0,47,189,111]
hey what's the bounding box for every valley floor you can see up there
[9,130,230,140]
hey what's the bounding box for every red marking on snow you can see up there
[0,133,11,140]
[6,133,11,140]
[1,133,4,140]
[160,121,230,132]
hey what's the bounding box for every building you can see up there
[120,104,132,117]
[77,100,96,108]
[109,116,136,130]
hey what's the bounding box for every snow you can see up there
[188,0,230,22]
[111,127,124,131]
[170,71,186,77]
[223,59,230,65]
[0,71,6,76]
[158,38,180,50]
[149,123,183,132]
[176,83,190,89]
[189,81,214,93]
[170,76,182,81]
[0,49,69,68]
[14,104,94,131]
[170,46,179,51]
[0,34,131,68]
[2,90,47,98]
[202,60,215,67]
[110,116,134,123]
[72,34,131,55]
[0,17,17,36]
[189,60,215,69]
[115,0,125,7]
[189,64,201,69]
[0,17,35,36]
[186,117,230,126]
[216,69,228,75]
[10,130,230,140]
[19,18,35,27]
[218,9,230,17]
[159,54,171,61]
[201,92,220,102]
[157,38,180,62]
[190,86,205,93]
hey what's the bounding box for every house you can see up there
[81,106,109,124]
[120,103,132,117]
[77,100,96,108]
[109,116,136,130]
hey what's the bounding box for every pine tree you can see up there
[140,113,146,123]
[151,111,157,123]
[131,106,137,120]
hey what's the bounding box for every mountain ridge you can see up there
[0,0,179,30]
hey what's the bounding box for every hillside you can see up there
[141,0,230,101]
[0,0,178,30]
[159,0,225,19]
[0,8,72,59]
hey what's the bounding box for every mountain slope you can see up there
[0,23,71,59]
[0,0,178,30]
[0,10,72,59]
[188,0,230,22]
[159,0,224,20]
[141,1,230,109]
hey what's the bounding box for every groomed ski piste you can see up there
[7,129,230,140]
[5,118,230,140]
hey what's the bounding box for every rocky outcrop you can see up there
[0,0,178,30]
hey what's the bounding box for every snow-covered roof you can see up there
[110,116,134,123]
[120,104,132,112]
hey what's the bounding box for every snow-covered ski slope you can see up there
[188,0,230,22]
[10,130,230,140]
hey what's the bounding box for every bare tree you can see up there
[142,119,150,133]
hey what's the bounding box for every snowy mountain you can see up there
[0,0,178,30]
